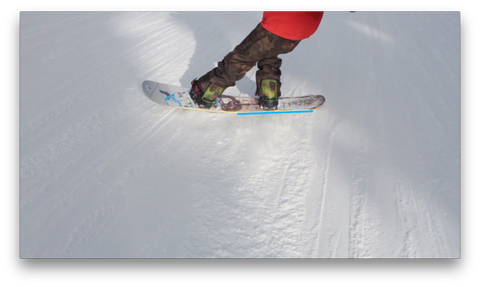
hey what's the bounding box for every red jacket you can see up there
[261,12,324,40]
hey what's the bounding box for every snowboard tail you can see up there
[142,80,325,114]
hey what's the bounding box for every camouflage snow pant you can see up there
[196,23,301,96]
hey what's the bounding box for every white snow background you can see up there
[19,12,460,259]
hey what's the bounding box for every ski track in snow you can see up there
[20,12,460,258]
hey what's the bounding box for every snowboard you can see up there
[142,80,325,115]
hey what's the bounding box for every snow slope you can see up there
[20,11,460,258]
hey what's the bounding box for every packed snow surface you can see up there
[20,11,460,258]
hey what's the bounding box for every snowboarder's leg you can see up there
[254,37,299,109]
[196,23,269,90]
[255,57,282,89]
[254,58,283,110]
[190,24,267,108]
[191,23,300,109]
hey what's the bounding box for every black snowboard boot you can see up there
[189,79,225,109]
[258,78,280,110]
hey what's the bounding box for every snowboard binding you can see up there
[258,78,280,110]
[189,79,225,109]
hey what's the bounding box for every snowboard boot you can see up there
[258,78,280,110]
[189,79,225,109]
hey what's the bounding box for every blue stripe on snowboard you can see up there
[237,110,313,115]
